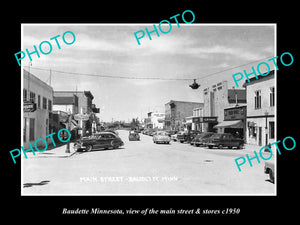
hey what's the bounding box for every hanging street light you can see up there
[189,79,200,89]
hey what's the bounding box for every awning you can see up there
[213,120,243,129]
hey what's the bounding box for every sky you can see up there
[21,24,275,122]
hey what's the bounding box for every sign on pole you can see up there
[74,114,90,121]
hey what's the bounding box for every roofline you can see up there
[243,70,275,87]
[165,100,204,105]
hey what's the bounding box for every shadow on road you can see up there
[75,147,125,155]
[23,180,50,188]
[265,179,275,184]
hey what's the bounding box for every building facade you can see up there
[53,94,78,114]
[53,90,98,136]
[23,69,53,149]
[243,70,275,146]
[165,100,204,131]
[145,112,165,130]
[203,80,246,133]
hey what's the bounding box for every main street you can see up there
[22,130,275,195]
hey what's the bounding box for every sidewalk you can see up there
[23,142,77,159]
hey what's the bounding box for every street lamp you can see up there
[189,79,200,89]
[66,110,72,153]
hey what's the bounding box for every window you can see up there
[29,91,35,103]
[37,95,41,108]
[42,97,47,109]
[48,99,52,111]
[23,89,27,102]
[270,87,275,107]
[29,118,35,141]
[23,118,27,142]
[46,119,49,136]
[254,90,261,109]
[269,121,275,139]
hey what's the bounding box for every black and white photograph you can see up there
[20,23,277,196]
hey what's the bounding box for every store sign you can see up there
[192,117,218,123]
[202,117,218,123]
[74,113,90,121]
[23,101,36,112]
[224,106,246,121]
[192,117,200,123]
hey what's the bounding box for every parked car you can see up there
[153,131,171,144]
[73,132,124,151]
[206,133,244,149]
[170,131,178,141]
[129,130,140,141]
[186,130,202,143]
[177,130,201,143]
[191,132,215,147]
[264,160,275,183]
[104,129,119,136]
[176,131,187,143]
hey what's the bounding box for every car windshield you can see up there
[157,131,167,136]
[211,133,223,138]
[203,133,215,138]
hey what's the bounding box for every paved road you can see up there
[22,130,275,195]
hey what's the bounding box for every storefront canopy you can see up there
[213,120,243,129]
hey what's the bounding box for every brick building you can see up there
[164,100,203,131]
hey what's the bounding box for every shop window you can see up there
[269,121,275,139]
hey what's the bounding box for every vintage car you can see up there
[176,131,187,143]
[177,130,201,143]
[264,160,275,183]
[206,133,244,149]
[73,132,124,152]
[186,130,202,143]
[153,131,171,144]
[191,132,215,147]
[129,130,140,141]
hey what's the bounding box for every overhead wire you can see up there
[22,55,274,81]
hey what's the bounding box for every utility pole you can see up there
[65,112,71,153]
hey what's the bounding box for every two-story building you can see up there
[53,90,98,136]
[203,80,246,133]
[145,112,165,130]
[243,70,275,146]
[23,69,54,149]
[165,100,203,131]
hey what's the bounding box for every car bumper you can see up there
[156,139,170,142]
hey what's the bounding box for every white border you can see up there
[21,23,277,196]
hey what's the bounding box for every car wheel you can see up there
[208,145,213,149]
[86,145,93,152]
[218,144,223,149]
[111,140,119,149]
[180,141,184,143]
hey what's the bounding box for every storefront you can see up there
[214,106,246,140]
[192,116,218,132]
